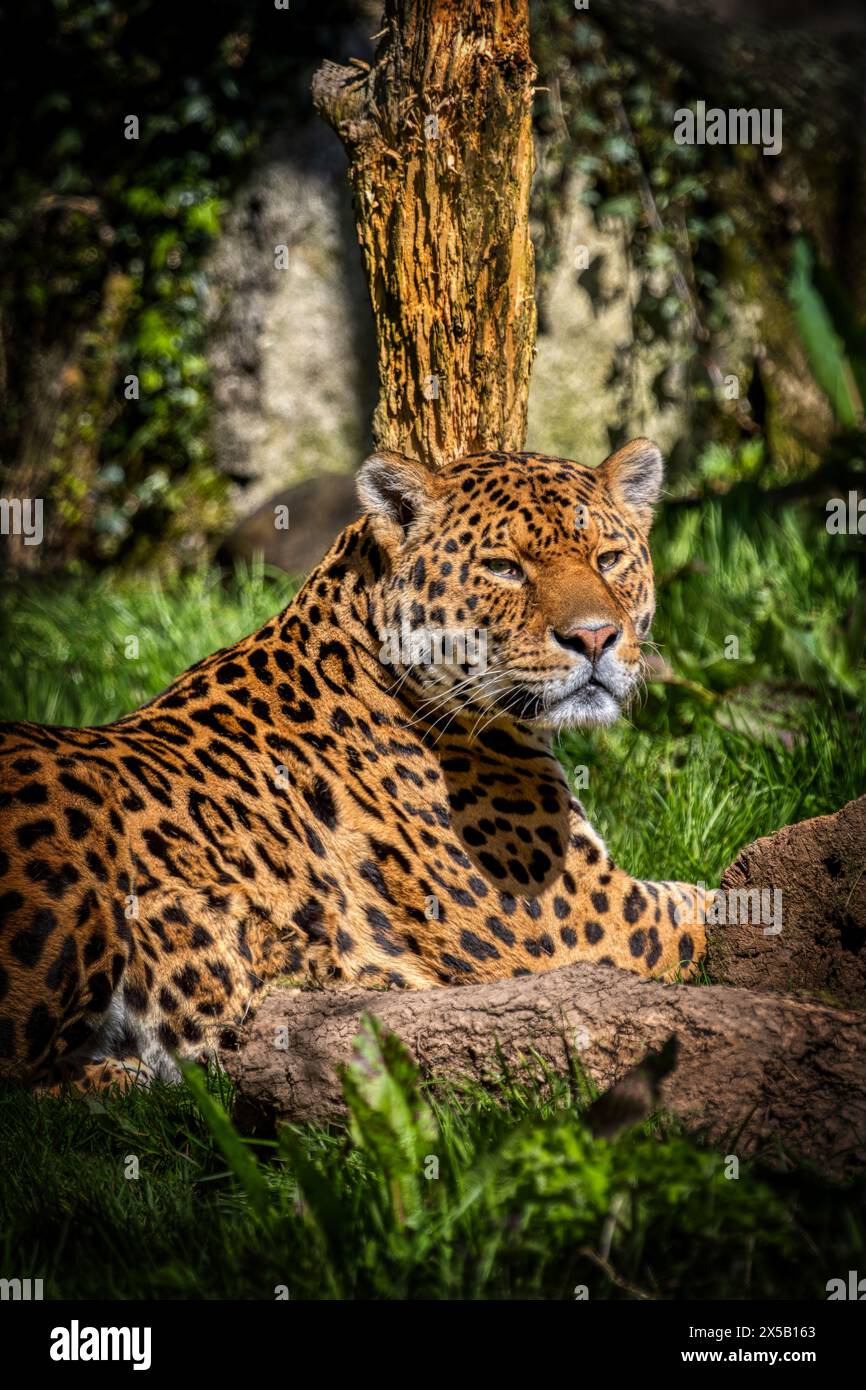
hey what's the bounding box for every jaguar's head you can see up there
[358,441,664,732]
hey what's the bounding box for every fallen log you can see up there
[224,962,866,1176]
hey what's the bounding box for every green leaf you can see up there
[179,1059,272,1223]
[340,1015,438,1227]
[788,238,863,427]
[595,193,641,226]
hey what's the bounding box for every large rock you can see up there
[204,119,377,521]
[708,795,866,1008]
[220,469,360,577]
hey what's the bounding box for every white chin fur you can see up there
[533,685,622,731]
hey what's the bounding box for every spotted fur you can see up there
[0,442,707,1089]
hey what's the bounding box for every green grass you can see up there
[0,555,300,728]
[564,706,864,887]
[0,498,864,1300]
[1,1024,864,1300]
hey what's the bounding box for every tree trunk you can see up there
[225,962,866,1176]
[313,0,537,467]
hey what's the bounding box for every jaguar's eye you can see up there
[484,557,524,581]
[597,550,623,572]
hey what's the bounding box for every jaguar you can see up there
[0,439,707,1090]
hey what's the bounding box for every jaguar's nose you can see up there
[552,623,620,662]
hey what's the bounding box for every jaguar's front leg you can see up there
[568,798,708,978]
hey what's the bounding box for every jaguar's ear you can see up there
[356,449,438,550]
[598,438,664,529]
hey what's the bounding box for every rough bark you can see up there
[225,963,866,1175]
[707,794,866,1008]
[313,0,537,467]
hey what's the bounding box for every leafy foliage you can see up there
[0,0,347,562]
[531,5,737,433]
[530,2,866,487]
